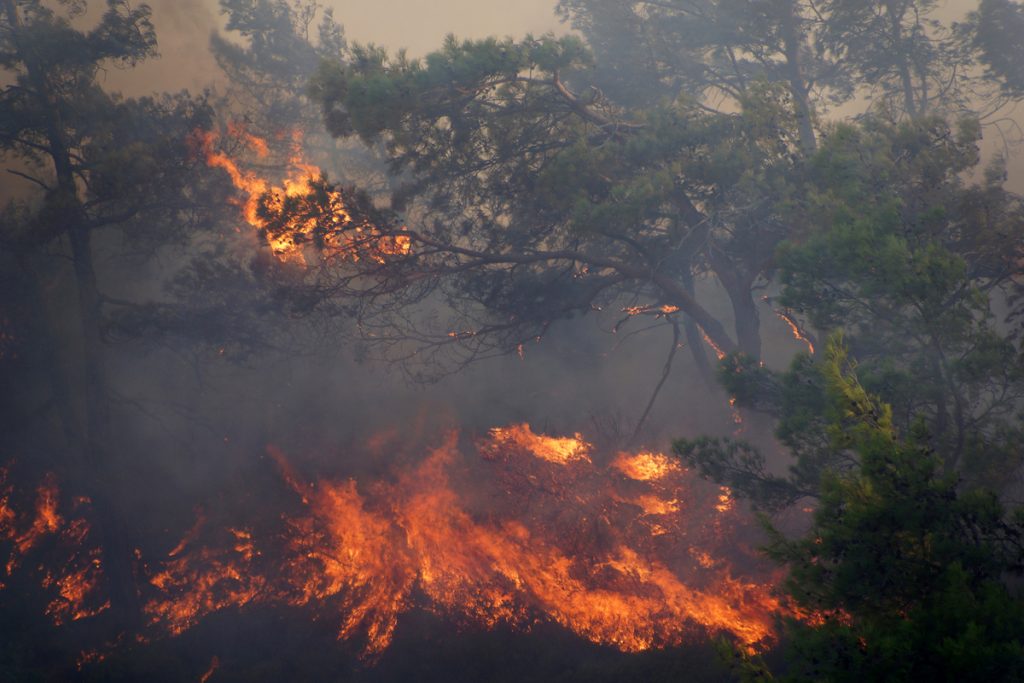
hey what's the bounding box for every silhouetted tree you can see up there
[0,0,217,624]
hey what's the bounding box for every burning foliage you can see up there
[0,467,109,626]
[194,125,410,267]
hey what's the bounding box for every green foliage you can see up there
[965,0,1024,96]
[211,0,348,148]
[686,114,1024,507]
[776,116,1024,482]
[762,337,1024,682]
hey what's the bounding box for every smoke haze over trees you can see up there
[2,0,1024,680]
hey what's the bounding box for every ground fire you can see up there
[1,423,788,663]
[0,123,795,671]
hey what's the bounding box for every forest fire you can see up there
[194,125,411,265]
[131,424,785,658]
[0,469,109,625]
[771,307,815,355]
[0,424,787,662]
[6,0,1024,678]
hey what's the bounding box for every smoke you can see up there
[14,0,1011,677]
[98,0,563,97]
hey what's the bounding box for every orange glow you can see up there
[3,427,795,663]
[632,494,680,515]
[42,515,110,625]
[715,487,735,514]
[0,466,15,542]
[21,476,61,550]
[622,304,681,317]
[140,425,787,657]
[484,423,592,465]
[774,310,815,354]
[728,398,745,436]
[613,451,681,481]
[1,471,109,625]
[145,528,267,636]
[200,656,220,683]
[76,649,107,671]
[195,126,411,266]
[700,331,726,360]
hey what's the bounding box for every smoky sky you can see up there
[102,0,565,95]
[98,0,1021,190]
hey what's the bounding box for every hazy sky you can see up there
[107,0,565,95]
[330,0,565,54]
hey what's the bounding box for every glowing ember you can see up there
[715,487,735,514]
[0,470,109,624]
[12,474,61,566]
[728,398,745,436]
[773,309,815,354]
[42,516,110,625]
[700,331,726,360]
[622,304,681,317]
[200,656,220,683]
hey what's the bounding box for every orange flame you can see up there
[613,451,681,481]
[196,125,410,266]
[485,423,592,465]
[774,310,815,354]
[142,425,787,657]
[1,471,109,624]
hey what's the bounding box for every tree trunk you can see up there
[779,0,817,154]
[4,0,140,627]
[884,0,919,117]
[709,249,762,359]
[728,281,762,359]
[67,226,142,626]
[681,271,716,389]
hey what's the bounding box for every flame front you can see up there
[143,425,786,657]
[613,451,681,481]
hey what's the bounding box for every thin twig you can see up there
[631,319,682,445]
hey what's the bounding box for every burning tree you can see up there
[228,0,1024,419]
[2,0,1024,679]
